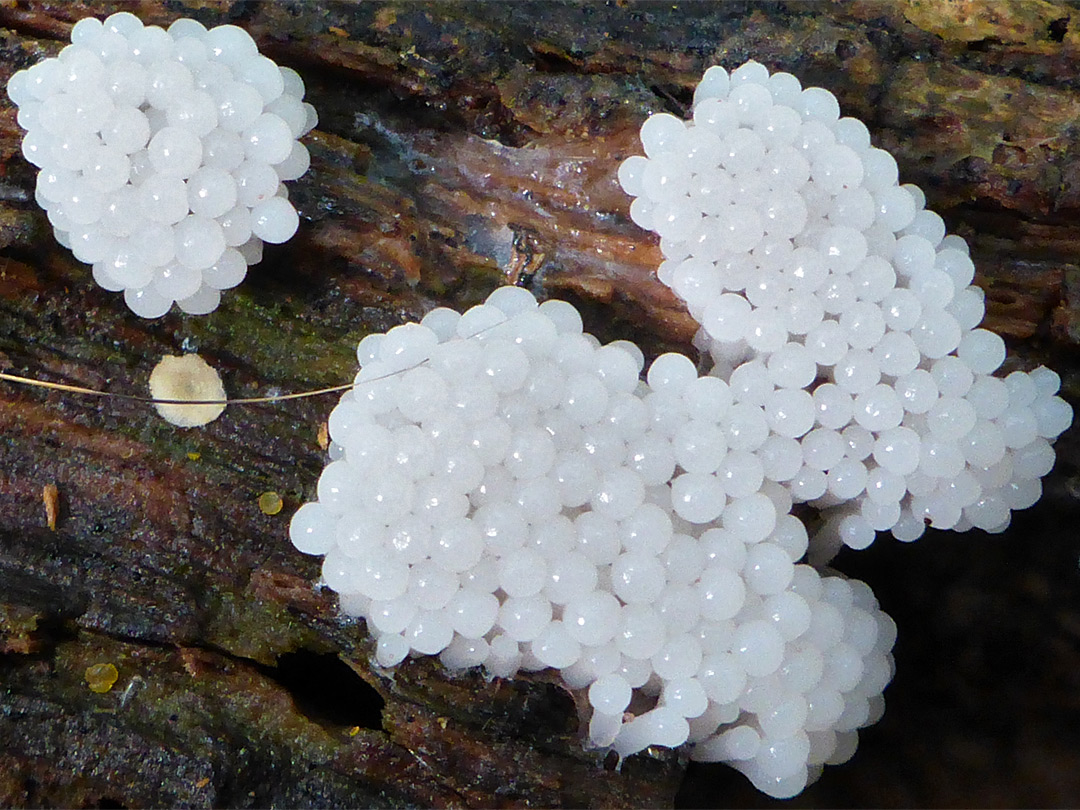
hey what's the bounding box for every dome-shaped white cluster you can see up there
[5,13,316,318]
[618,61,1072,556]
[290,286,896,798]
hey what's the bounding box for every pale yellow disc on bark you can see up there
[149,354,227,428]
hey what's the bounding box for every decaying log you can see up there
[1,2,1079,807]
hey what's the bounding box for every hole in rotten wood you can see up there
[271,650,384,731]
[1049,16,1069,43]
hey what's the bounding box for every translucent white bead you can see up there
[289,502,336,555]
[756,435,804,483]
[23,59,62,101]
[613,707,690,758]
[932,355,975,397]
[732,619,785,677]
[872,331,920,377]
[719,128,766,174]
[872,426,922,475]
[764,388,815,439]
[911,309,962,359]
[101,106,150,154]
[998,405,1039,449]
[927,396,977,441]
[574,510,622,566]
[767,343,817,389]
[717,449,765,499]
[693,64,731,104]
[176,284,221,315]
[854,384,903,432]
[250,196,299,244]
[204,24,259,65]
[403,611,454,655]
[652,198,701,242]
[69,226,115,264]
[724,402,770,451]
[862,147,900,192]
[693,96,739,138]
[611,552,666,604]
[640,112,685,158]
[701,293,752,343]
[730,361,774,406]
[743,542,794,595]
[152,263,202,300]
[833,349,880,395]
[662,677,709,718]
[147,125,203,178]
[187,165,238,218]
[840,301,886,350]
[799,84,840,121]
[202,128,247,172]
[812,145,864,196]
[805,320,848,366]
[541,547,596,604]
[123,285,173,318]
[745,308,787,353]
[642,153,691,202]
[167,90,218,136]
[757,105,803,148]
[174,214,226,270]
[563,590,621,646]
[439,636,490,671]
[233,158,281,207]
[696,565,746,621]
[617,154,648,197]
[133,173,187,226]
[957,328,1006,375]
[672,420,728,475]
[1033,396,1073,439]
[496,595,553,643]
[842,424,875,460]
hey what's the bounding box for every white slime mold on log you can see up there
[6,13,317,317]
[619,61,1072,556]
[292,287,896,799]
[288,61,1072,801]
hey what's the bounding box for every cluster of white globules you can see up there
[5,13,316,318]
[618,61,1072,555]
[290,286,896,798]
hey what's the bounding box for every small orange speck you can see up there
[195,777,210,789]
[329,25,348,37]
[85,662,119,694]
[317,421,330,451]
[43,483,59,531]
[187,452,201,461]
[348,725,360,737]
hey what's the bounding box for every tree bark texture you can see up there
[1,1,1079,807]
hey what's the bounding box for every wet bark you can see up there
[1,1,1079,807]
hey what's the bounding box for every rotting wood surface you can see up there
[1,2,1079,808]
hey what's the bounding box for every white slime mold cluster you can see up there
[619,61,1072,556]
[5,13,316,317]
[287,62,1073,800]
[291,286,896,798]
